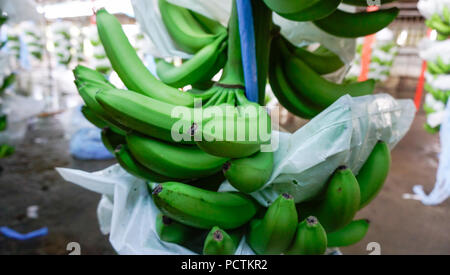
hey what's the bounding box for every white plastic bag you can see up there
[418,0,450,19]
[57,93,415,254]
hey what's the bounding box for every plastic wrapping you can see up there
[57,93,415,254]
[417,0,450,20]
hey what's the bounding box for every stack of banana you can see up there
[74,0,397,255]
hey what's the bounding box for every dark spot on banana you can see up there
[282,193,293,200]
[152,184,163,195]
[213,230,223,241]
[114,144,123,153]
[162,215,173,225]
[337,187,342,192]
[306,216,318,226]
[222,162,231,172]
[292,180,299,185]
[364,219,371,224]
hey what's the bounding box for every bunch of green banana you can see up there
[203,226,237,255]
[269,36,374,119]
[426,13,450,39]
[151,181,258,229]
[262,0,341,22]
[314,7,399,38]
[285,216,328,255]
[327,219,370,247]
[158,0,226,54]
[427,56,450,75]
[247,193,298,255]
[297,166,361,233]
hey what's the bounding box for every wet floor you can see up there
[0,79,449,255]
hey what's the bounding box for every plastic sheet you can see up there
[57,93,415,254]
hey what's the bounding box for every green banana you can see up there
[0,144,14,158]
[77,85,128,135]
[327,219,370,247]
[263,0,341,22]
[297,166,361,233]
[357,141,391,209]
[342,0,396,6]
[151,181,258,229]
[443,6,450,25]
[289,43,345,75]
[285,216,327,255]
[194,91,272,158]
[101,127,125,154]
[314,8,399,38]
[126,133,228,179]
[115,144,176,183]
[223,150,274,193]
[436,56,450,73]
[95,88,196,144]
[73,65,111,85]
[158,0,219,53]
[203,226,237,255]
[96,8,195,106]
[427,15,450,35]
[189,10,227,35]
[277,37,375,109]
[0,73,15,93]
[247,193,298,255]
[80,106,108,129]
[268,43,321,119]
[156,213,199,245]
[156,33,227,88]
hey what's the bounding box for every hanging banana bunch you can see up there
[72,0,400,254]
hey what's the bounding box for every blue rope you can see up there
[236,0,258,103]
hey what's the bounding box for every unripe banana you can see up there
[203,226,237,255]
[126,133,228,179]
[263,0,340,22]
[314,8,399,38]
[96,8,195,107]
[189,10,227,35]
[268,44,321,119]
[297,166,361,233]
[77,85,128,135]
[156,213,199,245]
[277,37,375,109]
[327,219,370,247]
[357,141,391,209]
[73,65,111,85]
[81,105,108,130]
[158,0,219,53]
[223,150,274,193]
[289,43,344,75]
[115,144,176,183]
[95,88,196,144]
[194,91,272,159]
[285,216,328,255]
[151,181,258,229]
[100,127,125,154]
[247,193,298,255]
[156,34,227,88]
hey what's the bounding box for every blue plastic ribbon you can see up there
[0,226,48,241]
[236,0,258,103]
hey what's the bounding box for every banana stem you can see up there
[218,0,245,86]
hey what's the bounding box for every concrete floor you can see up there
[0,79,449,255]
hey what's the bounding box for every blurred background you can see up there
[0,0,448,255]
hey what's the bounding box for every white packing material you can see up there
[425,72,450,91]
[57,93,415,254]
[418,0,450,19]
[419,38,450,64]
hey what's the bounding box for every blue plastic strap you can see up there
[0,226,48,241]
[236,0,258,103]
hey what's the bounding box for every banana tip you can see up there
[162,215,173,226]
[213,230,223,242]
[152,184,163,195]
[282,193,293,200]
[222,162,231,173]
[189,123,198,136]
[306,216,318,226]
[337,165,347,171]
